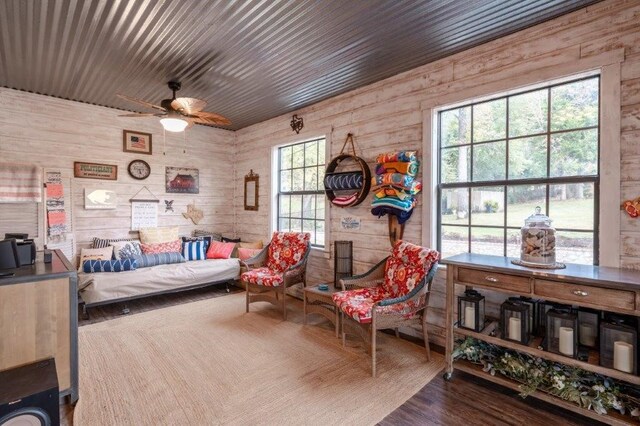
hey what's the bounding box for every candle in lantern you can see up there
[579,323,596,347]
[508,317,522,341]
[559,326,574,357]
[464,306,476,329]
[613,341,634,373]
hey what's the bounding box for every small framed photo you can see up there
[123,130,152,155]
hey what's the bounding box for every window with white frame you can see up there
[276,137,326,248]
[437,75,599,265]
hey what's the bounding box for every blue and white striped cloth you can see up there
[132,253,185,268]
[182,240,206,261]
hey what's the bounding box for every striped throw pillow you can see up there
[133,253,185,268]
[82,258,137,273]
[182,240,206,261]
[92,237,135,249]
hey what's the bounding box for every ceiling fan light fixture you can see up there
[160,116,188,132]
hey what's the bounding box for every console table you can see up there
[0,250,78,403]
[442,253,640,426]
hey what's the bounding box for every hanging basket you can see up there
[323,134,371,208]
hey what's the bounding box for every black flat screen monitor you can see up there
[0,239,20,270]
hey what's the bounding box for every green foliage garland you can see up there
[453,337,640,419]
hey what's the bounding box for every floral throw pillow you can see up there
[266,232,310,273]
[140,239,182,255]
[382,241,439,298]
[111,240,142,260]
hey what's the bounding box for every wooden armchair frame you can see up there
[339,258,439,376]
[241,240,310,320]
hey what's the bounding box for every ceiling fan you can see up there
[117,81,231,132]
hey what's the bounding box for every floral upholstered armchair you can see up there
[241,232,311,320]
[332,240,439,376]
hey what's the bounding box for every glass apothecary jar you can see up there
[520,206,556,265]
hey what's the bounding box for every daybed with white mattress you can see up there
[78,258,240,307]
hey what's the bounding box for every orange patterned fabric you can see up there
[332,287,389,324]
[140,239,182,254]
[266,232,310,273]
[333,241,439,323]
[241,267,284,287]
[382,241,439,298]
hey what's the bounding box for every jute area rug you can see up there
[74,292,444,425]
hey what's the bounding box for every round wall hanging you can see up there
[128,159,151,180]
[323,134,371,208]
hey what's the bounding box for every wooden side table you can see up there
[303,284,341,337]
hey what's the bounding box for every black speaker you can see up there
[0,359,59,426]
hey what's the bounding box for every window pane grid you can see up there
[277,138,326,248]
[437,76,599,264]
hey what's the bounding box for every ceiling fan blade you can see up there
[171,97,207,115]
[189,111,231,126]
[117,94,166,112]
[118,113,157,117]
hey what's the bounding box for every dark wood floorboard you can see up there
[61,286,603,425]
[379,366,601,426]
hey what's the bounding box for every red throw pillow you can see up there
[238,247,262,261]
[140,239,182,254]
[207,241,236,259]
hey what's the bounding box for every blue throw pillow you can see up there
[83,258,137,273]
[182,236,212,252]
[182,240,206,261]
[132,252,185,268]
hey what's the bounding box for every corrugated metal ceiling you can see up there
[0,0,599,130]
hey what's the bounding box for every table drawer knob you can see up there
[484,276,498,283]
[572,290,589,297]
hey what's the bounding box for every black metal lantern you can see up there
[536,301,572,337]
[600,319,637,375]
[501,299,530,344]
[577,308,600,349]
[457,289,485,332]
[508,296,538,336]
[334,240,353,290]
[545,308,578,358]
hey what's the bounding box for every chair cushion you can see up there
[241,267,284,287]
[332,287,390,324]
[382,241,439,298]
[266,232,310,273]
[376,295,426,319]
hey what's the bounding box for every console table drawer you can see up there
[535,279,636,311]
[457,267,531,293]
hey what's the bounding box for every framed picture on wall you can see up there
[165,167,199,194]
[123,130,152,155]
[74,162,118,180]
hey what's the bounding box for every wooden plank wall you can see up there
[0,88,236,255]
[234,0,640,345]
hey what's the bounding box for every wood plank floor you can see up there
[60,286,602,425]
[378,368,598,425]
